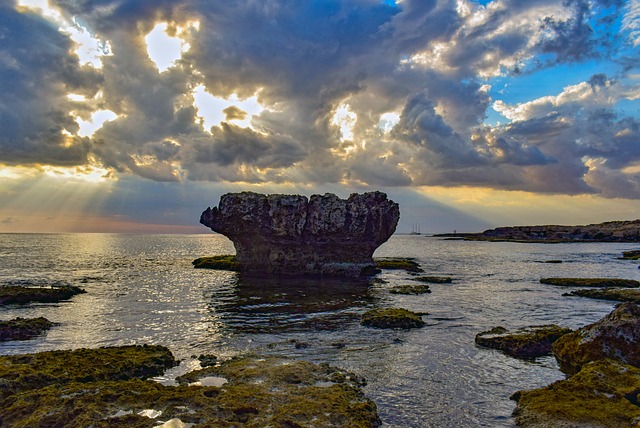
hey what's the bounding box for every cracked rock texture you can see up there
[200,191,399,277]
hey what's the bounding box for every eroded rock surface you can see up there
[552,302,640,375]
[200,191,399,277]
[475,325,572,359]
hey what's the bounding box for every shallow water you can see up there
[1,233,639,427]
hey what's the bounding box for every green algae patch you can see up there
[413,276,453,284]
[361,308,426,329]
[192,255,240,271]
[0,317,56,341]
[564,288,640,303]
[0,285,86,305]
[475,325,572,359]
[389,284,432,295]
[540,277,640,288]
[512,359,640,428]
[374,257,423,272]
[0,345,177,398]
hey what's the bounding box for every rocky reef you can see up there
[0,346,381,427]
[200,191,399,277]
[540,277,640,288]
[459,219,640,242]
[564,288,640,303]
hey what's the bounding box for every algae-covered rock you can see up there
[475,325,572,359]
[0,317,56,341]
[192,255,240,271]
[540,277,640,288]
[413,276,453,284]
[361,308,426,329]
[0,345,177,398]
[389,284,432,295]
[0,349,381,427]
[374,258,423,272]
[619,249,640,260]
[176,355,380,427]
[564,288,640,303]
[553,302,640,375]
[512,359,640,428]
[0,285,86,305]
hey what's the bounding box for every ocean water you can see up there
[1,233,639,427]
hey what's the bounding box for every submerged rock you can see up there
[361,308,426,329]
[413,276,453,284]
[619,249,640,260]
[540,277,640,288]
[200,191,399,277]
[475,325,572,359]
[0,317,56,341]
[564,288,640,303]
[0,285,86,305]
[552,302,640,375]
[389,284,432,295]
[374,257,423,272]
[512,359,640,428]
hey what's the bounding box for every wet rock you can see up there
[200,191,399,277]
[361,308,426,329]
[192,255,239,271]
[475,325,572,359]
[512,359,640,428]
[553,302,640,375]
[540,277,640,288]
[0,345,177,399]
[389,284,431,295]
[564,288,640,303]
[413,276,452,283]
[0,348,381,427]
[0,285,86,305]
[374,257,423,272]
[0,317,56,341]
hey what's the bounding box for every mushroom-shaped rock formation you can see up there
[200,191,400,277]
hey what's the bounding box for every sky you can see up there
[0,0,639,234]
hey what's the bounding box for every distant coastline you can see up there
[435,219,640,243]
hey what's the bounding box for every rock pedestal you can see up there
[200,191,400,277]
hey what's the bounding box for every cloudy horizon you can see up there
[1,0,639,234]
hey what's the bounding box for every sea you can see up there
[1,233,639,427]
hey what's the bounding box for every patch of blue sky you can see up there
[483,60,623,125]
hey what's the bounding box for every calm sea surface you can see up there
[1,233,639,427]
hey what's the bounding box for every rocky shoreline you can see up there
[438,219,640,242]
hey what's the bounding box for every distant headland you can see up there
[437,219,640,243]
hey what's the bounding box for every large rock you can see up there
[512,359,640,428]
[200,191,400,277]
[552,302,640,374]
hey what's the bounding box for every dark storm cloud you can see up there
[2,0,638,198]
[0,4,100,166]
